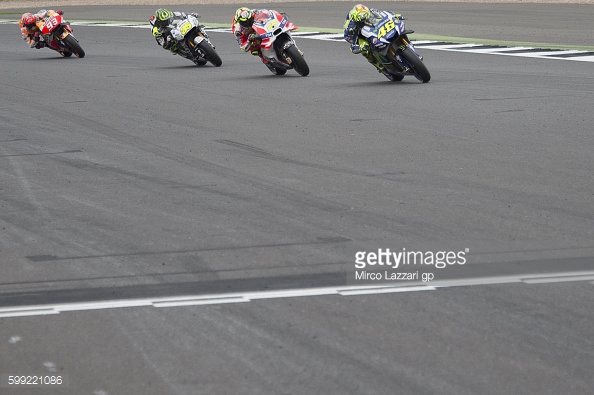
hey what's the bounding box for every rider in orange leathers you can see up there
[19,9,62,49]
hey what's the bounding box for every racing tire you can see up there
[197,41,222,67]
[390,73,405,81]
[400,47,430,83]
[63,34,85,58]
[193,58,208,66]
[285,45,309,77]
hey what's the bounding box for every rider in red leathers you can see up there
[232,8,271,67]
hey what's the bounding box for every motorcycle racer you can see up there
[150,8,204,61]
[19,9,63,49]
[343,4,403,80]
[232,7,288,72]
[232,8,267,61]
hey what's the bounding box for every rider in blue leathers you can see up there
[343,4,402,81]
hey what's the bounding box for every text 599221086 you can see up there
[1,374,66,387]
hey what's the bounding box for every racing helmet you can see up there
[22,13,36,26]
[154,8,174,28]
[235,7,254,28]
[350,4,371,23]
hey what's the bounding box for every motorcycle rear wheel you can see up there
[284,45,309,77]
[63,34,85,58]
[400,47,430,83]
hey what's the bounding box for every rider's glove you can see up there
[350,44,361,54]
[190,12,201,18]
[248,33,260,43]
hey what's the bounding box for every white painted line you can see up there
[291,31,321,36]
[500,50,586,58]
[414,43,483,50]
[0,308,58,318]
[56,299,153,311]
[153,297,248,307]
[310,35,345,41]
[559,55,594,62]
[0,270,593,318]
[459,46,535,53]
[430,277,524,287]
[338,286,436,295]
[522,275,594,284]
[245,288,338,299]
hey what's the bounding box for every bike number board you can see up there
[265,20,279,31]
[43,16,60,32]
[376,19,396,39]
[179,21,193,36]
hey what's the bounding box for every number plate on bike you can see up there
[179,21,193,36]
[376,19,397,39]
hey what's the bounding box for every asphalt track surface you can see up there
[0,3,593,394]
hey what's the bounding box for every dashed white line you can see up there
[0,271,592,318]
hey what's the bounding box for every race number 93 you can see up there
[44,16,60,30]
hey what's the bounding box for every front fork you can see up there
[264,36,302,67]
[377,36,421,72]
[49,27,71,51]
[196,26,214,48]
[187,27,214,57]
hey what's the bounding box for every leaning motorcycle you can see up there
[36,11,85,58]
[168,14,222,67]
[249,10,309,76]
[359,11,430,82]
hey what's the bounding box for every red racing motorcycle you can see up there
[35,10,85,58]
[249,10,309,76]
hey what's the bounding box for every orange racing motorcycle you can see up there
[35,10,85,57]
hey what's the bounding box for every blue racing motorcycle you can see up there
[360,11,430,83]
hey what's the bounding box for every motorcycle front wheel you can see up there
[197,41,222,67]
[284,45,309,77]
[62,34,85,58]
[400,47,430,83]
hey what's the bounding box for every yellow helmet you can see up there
[235,7,254,28]
[350,4,371,23]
